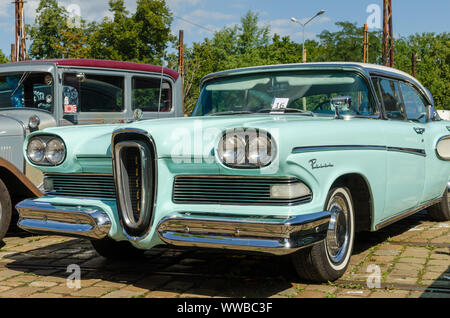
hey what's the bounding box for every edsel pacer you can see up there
[16,63,450,282]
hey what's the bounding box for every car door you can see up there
[375,77,426,219]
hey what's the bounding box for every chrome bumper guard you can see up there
[16,200,112,240]
[157,211,331,255]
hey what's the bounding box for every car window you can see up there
[399,81,428,123]
[0,72,54,113]
[378,78,405,121]
[194,71,378,117]
[62,73,124,113]
[132,77,172,112]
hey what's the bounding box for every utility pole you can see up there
[363,24,369,63]
[382,0,394,67]
[12,0,27,62]
[178,30,185,114]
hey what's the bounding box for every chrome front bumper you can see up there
[157,212,331,255]
[16,200,112,239]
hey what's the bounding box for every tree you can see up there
[395,33,449,110]
[0,50,8,64]
[89,0,173,64]
[28,0,90,59]
[27,0,68,59]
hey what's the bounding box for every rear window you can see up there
[62,73,124,113]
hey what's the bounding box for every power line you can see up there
[173,15,215,33]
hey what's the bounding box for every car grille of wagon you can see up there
[112,129,157,240]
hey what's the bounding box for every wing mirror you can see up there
[331,96,352,119]
[427,105,436,122]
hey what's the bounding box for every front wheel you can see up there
[0,178,12,241]
[291,187,355,282]
[428,187,450,221]
[90,238,145,260]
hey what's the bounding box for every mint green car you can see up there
[16,63,450,282]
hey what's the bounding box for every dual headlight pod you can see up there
[27,135,66,166]
[217,129,276,168]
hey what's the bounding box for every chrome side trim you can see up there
[448,181,450,192]
[292,145,386,153]
[292,145,426,157]
[15,199,111,239]
[375,197,442,230]
[157,211,331,255]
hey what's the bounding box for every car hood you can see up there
[0,109,56,132]
[37,115,331,158]
[31,114,385,173]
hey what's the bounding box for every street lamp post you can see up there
[291,9,325,63]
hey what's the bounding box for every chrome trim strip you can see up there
[448,181,450,192]
[292,145,426,157]
[387,147,426,157]
[375,197,442,230]
[15,199,111,239]
[292,145,386,153]
[157,211,331,255]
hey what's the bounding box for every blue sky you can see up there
[0,0,449,58]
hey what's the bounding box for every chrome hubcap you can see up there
[326,194,350,264]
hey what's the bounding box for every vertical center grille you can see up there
[112,129,157,239]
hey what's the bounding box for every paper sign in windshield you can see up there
[271,98,289,111]
[64,105,78,113]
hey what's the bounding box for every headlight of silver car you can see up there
[217,129,276,168]
[27,136,66,166]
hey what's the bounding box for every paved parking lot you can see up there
[0,210,449,298]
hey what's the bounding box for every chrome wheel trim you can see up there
[325,188,354,271]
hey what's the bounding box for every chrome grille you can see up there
[44,174,116,199]
[173,176,312,206]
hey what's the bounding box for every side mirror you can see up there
[427,105,436,122]
[331,96,352,119]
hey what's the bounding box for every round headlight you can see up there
[45,138,66,165]
[27,138,46,163]
[218,134,246,165]
[248,135,274,166]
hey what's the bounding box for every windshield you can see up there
[192,71,377,117]
[0,72,54,112]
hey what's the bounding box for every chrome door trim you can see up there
[375,197,442,230]
[292,145,426,157]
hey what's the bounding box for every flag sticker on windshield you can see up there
[271,98,289,111]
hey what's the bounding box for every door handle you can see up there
[414,127,425,135]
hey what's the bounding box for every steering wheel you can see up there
[313,100,330,111]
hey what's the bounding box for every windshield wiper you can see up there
[207,111,253,116]
[10,72,30,97]
[256,108,315,116]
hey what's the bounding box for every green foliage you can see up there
[395,33,449,109]
[0,50,9,64]
[28,0,90,59]
[89,0,173,64]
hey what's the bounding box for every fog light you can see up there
[270,183,311,199]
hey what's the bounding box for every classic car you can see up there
[16,62,450,282]
[0,59,182,240]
